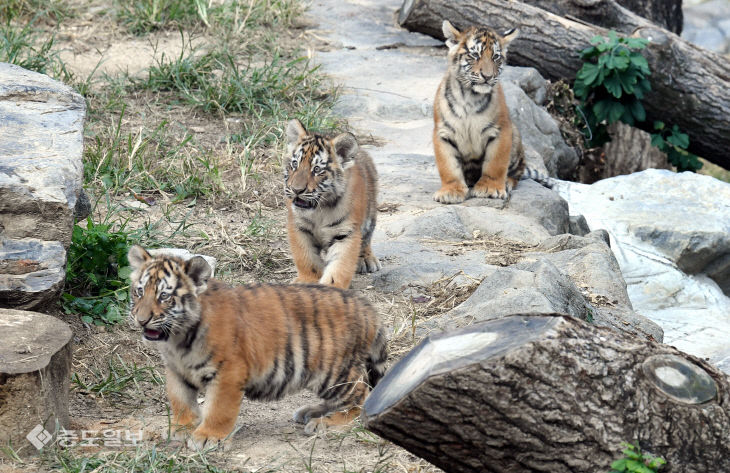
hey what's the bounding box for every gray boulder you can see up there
[560,170,730,296]
[0,63,85,310]
[420,259,595,335]
[502,67,579,179]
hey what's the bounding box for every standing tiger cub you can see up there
[127,246,387,447]
[433,20,525,203]
[284,119,380,289]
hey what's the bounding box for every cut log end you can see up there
[0,309,73,456]
[364,314,563,417]
[642,354,717,404]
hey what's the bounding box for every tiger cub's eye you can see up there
[159,291,171,301]
[135,287,144,297]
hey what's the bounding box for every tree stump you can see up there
[363,314,730,473]
[397,0,730,169]
[0,309,73,455]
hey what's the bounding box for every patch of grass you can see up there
[0,0,72,23]
[72,355,163,398]
[0,18,61,75]
[116,0,202,35]
[84,105,225,199]
[46,444,235,473]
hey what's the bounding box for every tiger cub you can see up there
[433,20,525,203]
[127,246,388,447]
[284,119,380,289]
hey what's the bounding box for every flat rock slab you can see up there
[0,308,73,455]
[0,62,85,310]
[557,170,730,370]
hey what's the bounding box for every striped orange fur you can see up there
[433,20,525,203]
[127,246,388,448]
[284,119,380,289]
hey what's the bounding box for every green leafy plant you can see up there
[72,355,163,397]
[62,217,134,325]
[651,121,702,172]
[609,443,666,473]
[574,31,650,147]
[574,31,702,172]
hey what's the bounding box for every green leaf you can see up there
[607,101,625,123]
[81,315,94,324]
[629,100,646,122]
[577,63,600,86]
[610,458,628,471]
[650,133,665,148]
[118,265,133,280]
[603,74,623,98]
[612,55,630,70]
[653,121,665,130]
[630,54,650,74]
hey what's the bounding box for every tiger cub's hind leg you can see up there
[297,367,370,434]
[356,219,381,274]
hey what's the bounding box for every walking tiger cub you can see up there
[284,119,380,289]
[127,246,388,447]
[433,20,526,203]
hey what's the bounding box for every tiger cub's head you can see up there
[127,246,211,342]
[284,119,359,210]
[442,20,519,94]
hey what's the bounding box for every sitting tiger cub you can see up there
[284,119,380,289]
[433,20,525,203]
[127,246,387,448]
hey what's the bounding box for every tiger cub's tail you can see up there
[521,167,557,189]
[366,326,388,389]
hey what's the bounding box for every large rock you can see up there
[557,169,730,370]
[502,67,579,179]
[0,63,85,310]
[0,309,73,455]
[419,259,596,335]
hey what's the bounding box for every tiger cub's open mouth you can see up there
[143,328,168,341]
[293,197,315,209]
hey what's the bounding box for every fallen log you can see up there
[363,314,730,473]
[397,0,730,169]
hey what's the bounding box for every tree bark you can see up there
[363,314,730,473]
[398,0,730,169]
[614,0,683,34]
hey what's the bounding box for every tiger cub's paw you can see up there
[357,255,381,274]
[304,418,328,435]
[471,179,508,200]
[433,186,468,204]
[188,427,228,451]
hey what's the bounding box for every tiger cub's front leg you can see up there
[433,131,468,204]
[471,124,512,200]
[190,370,246,450]
[288,218,324,284]
[320,231,362,289]
[166,369,200,439]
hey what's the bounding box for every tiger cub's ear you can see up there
[442,20,460,49]
[286,119,308,148]
[500,28,519,53]
[331,132,359,169]
[128,245,152,270]
[184,256,212,293]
